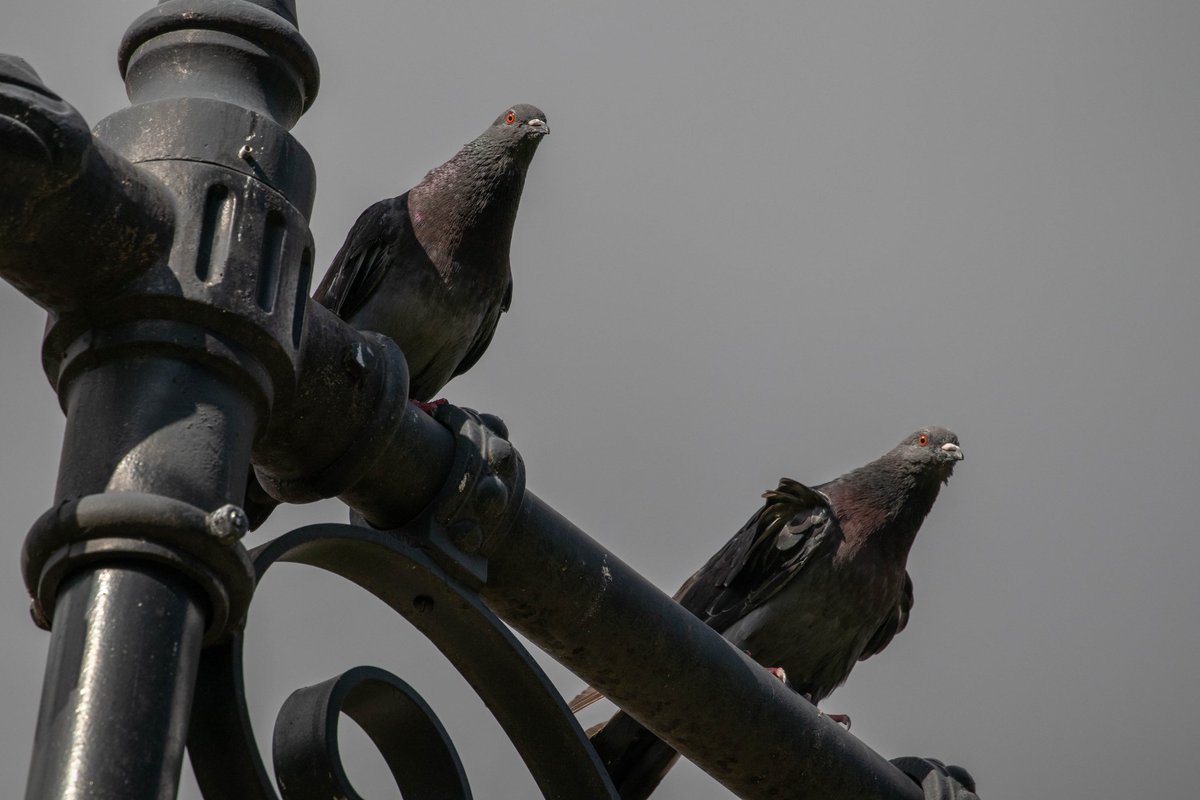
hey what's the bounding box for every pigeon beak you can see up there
[939,442,964,461]
[527,118,549,136]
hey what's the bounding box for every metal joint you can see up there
[253,330,411,506]
[0,56,175,310]
[427,404,525,587]
[356,404,526,589]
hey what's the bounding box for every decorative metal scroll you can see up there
[273,667,470,800]
[187,523,619,799]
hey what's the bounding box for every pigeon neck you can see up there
[410,143,533,269]
[829,459,943,563]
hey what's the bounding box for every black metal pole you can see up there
[26,565,205,800]
[23,354,263,800]
[2,2,319,798]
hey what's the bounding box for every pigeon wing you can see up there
[858,572,914,662]
[313,195,412,320]
[674,478,840,631]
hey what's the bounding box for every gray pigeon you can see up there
[575,427,965,800]
[313,104,549,400]
[244,106,548,528]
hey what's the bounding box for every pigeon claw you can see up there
[825,712,851,730]
[804,694,851,730]
[412,398,449,415]
[765,666,788,684]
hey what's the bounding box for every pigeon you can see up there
[313,103,549,400]
[574,426,964,800]
[244,106,548,528]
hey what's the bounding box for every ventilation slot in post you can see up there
[196,185,233,283]
[292,246,313,348]
[257,211,286,312]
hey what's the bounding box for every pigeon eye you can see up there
[917,434,929,446]
[505,111,517,125]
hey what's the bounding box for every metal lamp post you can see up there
[1,3,932,798]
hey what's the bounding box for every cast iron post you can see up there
[1,2,319,797]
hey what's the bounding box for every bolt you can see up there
[207,504,248,544]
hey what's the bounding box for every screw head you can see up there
[208,504,248,544]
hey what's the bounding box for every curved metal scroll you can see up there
[273,667,470,800]
[187,523,618,799]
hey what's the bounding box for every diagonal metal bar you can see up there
[478,492,925,799]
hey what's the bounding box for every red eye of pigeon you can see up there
[505,111,516,124]
[918,434,929,446]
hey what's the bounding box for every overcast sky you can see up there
[3,1,1199,797]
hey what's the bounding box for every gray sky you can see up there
[3,1,1199,797]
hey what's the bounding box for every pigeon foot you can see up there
[822,712,851,730]
[742,651,788,685]
[412,398,449,414]
[802,693,851,730]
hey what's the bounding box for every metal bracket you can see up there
[352,403,525,590]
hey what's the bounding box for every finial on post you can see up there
[118,0,319,129]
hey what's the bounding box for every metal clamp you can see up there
[426,404,526,588]
[352,403,525,589]
[23,492,255,644]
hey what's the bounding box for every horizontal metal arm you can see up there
[0,56,174,312]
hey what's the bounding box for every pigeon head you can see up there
[894,426,963,481]
[484,104,550,149]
